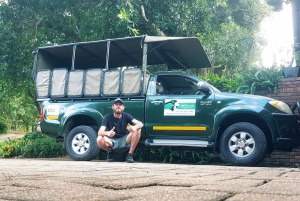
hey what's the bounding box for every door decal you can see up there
[164,99,196,116]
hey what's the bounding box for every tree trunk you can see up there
[197,68,207,76]
[292,0,300,68]
[27,89,40,114]
[8,119,12,130]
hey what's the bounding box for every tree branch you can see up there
[141,5,149,22]
[140,5,166,36]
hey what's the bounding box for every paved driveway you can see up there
[1,158,300,201]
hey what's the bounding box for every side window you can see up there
[157,76,199,95]
[146,80,156,95]
[156,83,167,95]
[146,78,168,96]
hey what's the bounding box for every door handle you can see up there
[151,101,163,105]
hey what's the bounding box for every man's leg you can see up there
[97,136,113,152]
[97,136,115,162]
[126,128,141,154]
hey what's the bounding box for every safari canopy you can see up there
[33,35,211,72]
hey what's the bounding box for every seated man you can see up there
[97,98,143,163]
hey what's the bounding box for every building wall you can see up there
[256,77,300,167]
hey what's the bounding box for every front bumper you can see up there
[272,113,300,149]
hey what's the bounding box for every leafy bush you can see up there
[0,117,7,134]
[23,131,48,141]
[199,72,242,92]
[0,139,19,157]
[0,132,66,158]
[96,148,212,164]
[236,66,284,94]
[199,66,283,94]
[22,137,66,158]
[132,148,210,164]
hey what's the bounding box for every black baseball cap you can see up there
[113,98,123,104]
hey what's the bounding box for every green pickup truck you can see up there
[33,35,300,166]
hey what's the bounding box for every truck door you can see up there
[145,75,215,140]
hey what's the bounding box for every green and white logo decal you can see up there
[164,99,196,116]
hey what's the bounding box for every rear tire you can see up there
[65,126,100,161]
[220,122,267,166]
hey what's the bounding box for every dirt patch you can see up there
[0,134,26,142]
[7,130,26,135]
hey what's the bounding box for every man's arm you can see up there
[132,119,143,130]
[98,126,116,137]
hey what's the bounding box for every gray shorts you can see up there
[109,134,130,153]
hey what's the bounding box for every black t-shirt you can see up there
[101,112,135,138]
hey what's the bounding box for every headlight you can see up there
[269,101,292,114]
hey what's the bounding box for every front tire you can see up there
[220,122,267,166]
[65,126,100,161]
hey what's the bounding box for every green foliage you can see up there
[200,0,271,69]
[0,93,39,132]
[199,70,242,92]
[96,147,212,164]
[22,137,66,158]
[22,131,47,141]
[117,3,139,36]
[199,66,284,94]
[0,138,21,157]
[133,148,211,164]
[0,117,7,134]
[0,132,66,158]
[0,141,6,156]
[266,0,291,11]
[236,66,284,94]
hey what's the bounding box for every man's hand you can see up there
[107,127,115,137]
[127,123,136,133]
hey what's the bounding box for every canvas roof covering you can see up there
[34,35,211,71]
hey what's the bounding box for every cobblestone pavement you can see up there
[1,158,300,201]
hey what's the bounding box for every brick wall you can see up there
[256,77,300,167]
[263,149,300,167]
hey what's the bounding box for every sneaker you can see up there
[107,152,114,162]
[126,153,134,163]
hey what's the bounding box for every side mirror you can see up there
[196,82,211,95]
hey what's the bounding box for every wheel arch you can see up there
[58,108,104,138]
[214,113,273,154]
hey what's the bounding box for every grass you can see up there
[0,141,7,157]
[0,141,6,146]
